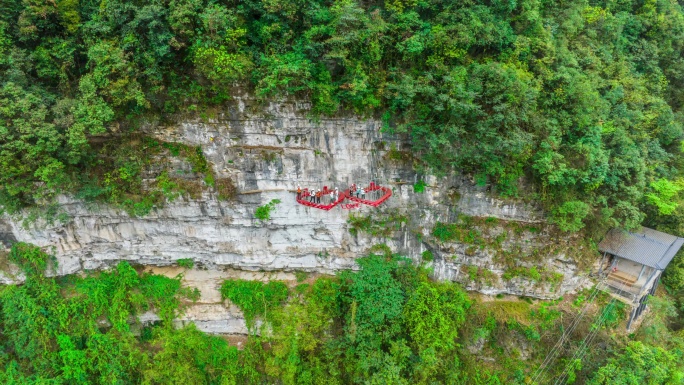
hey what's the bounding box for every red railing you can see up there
[295,182,391,210]
[347,183,392,207]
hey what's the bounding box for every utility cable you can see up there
[531,278,607,384]
[553,298,617,385]
[552,279,628,385]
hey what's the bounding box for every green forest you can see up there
[0,243,682,384]
[2,0,684,232]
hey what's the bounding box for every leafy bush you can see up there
[294,271,309,283]
[8,242,53,278]
[156,171,182,202]
[177,258,194,269]
[254,199,281,222]
[588,342,683,385]
[663,253,684,295]
[403,280,470,352]
[646,179,684,215]
[220,279,289,326]
[143,325,241,384]
[550,201,591,232]
[432,221,484,245]
[413,180,427,193]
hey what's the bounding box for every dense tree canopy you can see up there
[1,243,682,384]
[1,0,684,231]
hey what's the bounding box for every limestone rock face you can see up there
[0,95,591,309]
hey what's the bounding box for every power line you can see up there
[531,278,606,384]
[552,279,628,385]
[553,299,617,385]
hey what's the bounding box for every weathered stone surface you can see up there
[0,95,591,312]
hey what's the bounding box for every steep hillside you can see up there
[1,97,593,299]
[2,0,684,384]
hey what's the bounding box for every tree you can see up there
[587,341,684,385]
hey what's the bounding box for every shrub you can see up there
[220,279,288,326]
[8,242,53,278]
[255,199,281,222]
[550,201,590,232]
[662,253,684,293]
[177,258,194,269]
[156,171,182,202]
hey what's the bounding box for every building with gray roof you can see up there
[597,227,684,329]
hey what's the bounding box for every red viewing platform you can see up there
[296,182,392,210]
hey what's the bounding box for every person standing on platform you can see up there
[361,188,366,199]
[297,185,302,199]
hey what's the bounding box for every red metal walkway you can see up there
[296,183,392,210]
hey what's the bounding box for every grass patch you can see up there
[295,271,309,283]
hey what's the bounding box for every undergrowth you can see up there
[220,279,289,326]
[0,243,680,384]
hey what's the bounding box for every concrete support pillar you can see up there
[636,265,646,281]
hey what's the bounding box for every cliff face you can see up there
[0,94,592,305]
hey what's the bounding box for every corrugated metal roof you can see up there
[598,227,684,270]
[659,238,684,270]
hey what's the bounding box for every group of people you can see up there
[296,182,378,205]
[296,186,340,204]
[349,184,366,199]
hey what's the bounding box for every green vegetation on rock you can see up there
[1,243,682,384]
[254,199,281,222]
[347,211,408,237]
[220,279,288,326]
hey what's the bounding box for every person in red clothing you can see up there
[315,189,321,204]
[297,185,302,199]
